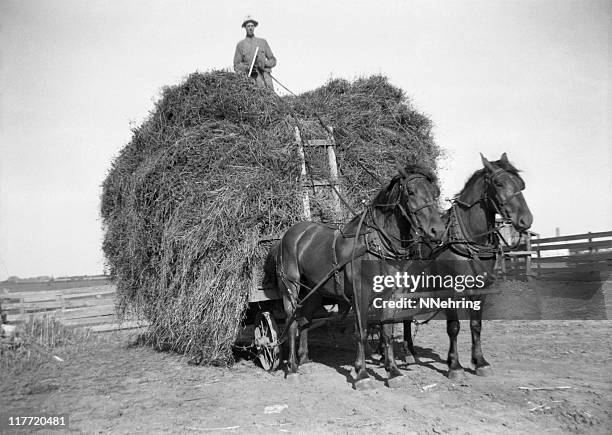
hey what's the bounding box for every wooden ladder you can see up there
[294,121,344,221]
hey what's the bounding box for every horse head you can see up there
[480,153,533,231]
[374,164,445,243]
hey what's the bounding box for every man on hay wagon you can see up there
[233,15,277,93]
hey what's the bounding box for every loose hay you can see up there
[100,70,441,365]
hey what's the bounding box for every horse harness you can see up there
[276,174,439,342]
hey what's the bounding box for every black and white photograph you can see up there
[1,1,610,433]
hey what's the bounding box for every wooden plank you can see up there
[5,304,116,323]
[304,139,333,147]
[249,286,281,302]
[88,320,149,333]
[0,290,61,302]
[295,126,311,220]
[532,231,612,244]
[62,288,116,300]
[1,285,115,301]
[307,179,335,187]
[0,278,110,293]
[504,251,536,257]
[534,252,612,263]
[3,296,115,311]
[534,240,612,252]
[535,264,611,273]
[325,128,343,220]
[59,285,115,295]
[2,300,64,310]
[5,312,50,322]
[57,305,116,320]
[62,315,117,327]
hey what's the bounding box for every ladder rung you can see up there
[304,139,334,147]
[307,179,337,187]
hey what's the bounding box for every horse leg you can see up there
[353,291,376,390]
[381,323,407,388]
[282,296,300,375]
[446,309,464,380]
[298,322,310,365]
[370,324,384,364]
[353,325,374,389]
[401,320,419,364]
[470,300,491,376]
[297,295,320,365]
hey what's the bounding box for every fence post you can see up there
[536,234,541,278]
[525,232,533,282]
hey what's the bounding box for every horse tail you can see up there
[262,240,279,289]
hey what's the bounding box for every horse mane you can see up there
[453,158,524,201]
[373,164,439,210]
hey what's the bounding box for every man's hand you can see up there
[256,51,267,71]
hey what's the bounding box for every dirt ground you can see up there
[2,318,610,434]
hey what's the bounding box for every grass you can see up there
[0,317,98,374]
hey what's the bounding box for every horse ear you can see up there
[500,152,509,163]
[395,162,408,178]
[480,153,495,172]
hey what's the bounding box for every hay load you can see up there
[101,70,441,365]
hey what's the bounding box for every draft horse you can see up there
[400,153,533,379]
[276,164,445,389]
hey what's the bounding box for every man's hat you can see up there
[242,15,258,28]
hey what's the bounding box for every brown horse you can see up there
[276,164,446,389]
[399,153,533,379]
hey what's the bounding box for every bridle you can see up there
[362,173,439,259]
[373,174,437,234]
[484,167,525,222]
[448,166,526,258]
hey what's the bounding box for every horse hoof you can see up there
[387,375,410,389]
[354,378,377,391]
[285,373,300,383]
[448,369,465,380]
[299,358,311,365]
[403,355,418,365]
[475,366,493,377]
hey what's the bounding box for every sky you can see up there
[0,0,610,280]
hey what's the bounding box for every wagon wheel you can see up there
[253,311,280,371]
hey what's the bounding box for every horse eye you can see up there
[494,180,503,187]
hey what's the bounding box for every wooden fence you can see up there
[498,230,612,281]
[0,278,145,332]
[531,230,612,280]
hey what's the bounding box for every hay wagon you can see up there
[101,72,476,368]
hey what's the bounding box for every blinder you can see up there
[397,173,438,237]
[485,167,525,220]
[372,171,438,242]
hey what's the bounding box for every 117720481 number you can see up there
[2,414,69,430]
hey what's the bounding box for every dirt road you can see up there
[2,319,610,434]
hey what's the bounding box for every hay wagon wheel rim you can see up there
[253,311,280,371]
